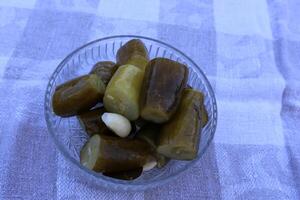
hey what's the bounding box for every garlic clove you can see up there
[143,158,157,171]
[101,112,131,138]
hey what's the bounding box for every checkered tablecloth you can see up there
[0,0,299,199]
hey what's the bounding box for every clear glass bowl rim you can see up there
[44,35,218,191]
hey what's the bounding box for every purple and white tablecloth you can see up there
[0,0,299,199]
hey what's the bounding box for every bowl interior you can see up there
[44,35,217,191]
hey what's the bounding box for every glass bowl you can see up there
[44,35,217,191]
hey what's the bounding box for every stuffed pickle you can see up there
[80,135,152,173]
[103,64,144,121]
[90,61,117,85]
[140,58,188,123]
[52,74,105,117]
[116,39,149,69]
[157,89,203,160]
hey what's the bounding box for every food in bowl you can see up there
[52,39,208,180]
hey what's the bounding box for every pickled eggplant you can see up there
[202,105,208,127]
[140,58,188,123]
[52,74,105,117]
[137,124,170,168]
[80,134,152,173]
[126,55,148,70]
[90,61,117,85]
[197,91,208,127]
[103,64,144,121]
[157,89,203,160]
[78,107,112,136]
[103,167,143,180]
[116,39,149,68]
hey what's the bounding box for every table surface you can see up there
[0,0,299,199]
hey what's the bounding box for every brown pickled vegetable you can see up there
[202,105,208,127]
[78,107,113,136]
[52,74,105,117]
[90,61,117,85]
[196,91,208,127]
[140,58,188,123]
[126,55,148,70]
[80,135,152,173]
[116,39,149,68]
[157,88,203,160]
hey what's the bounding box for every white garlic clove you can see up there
[101,112,131,138]
[143,158,157,171]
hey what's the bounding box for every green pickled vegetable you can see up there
[116,39,149,68]
[103,64,145,121]
[187,86,208,127]
[90,61,117,85]
[103,167,143,180]
[140,58,188,123]
[196,91,208,127]
[157,88,203,160]
[202,105,208,127]
[80,135,152,173]
[52,74,105,117]
[78,107,113,136]
[126,55,148,70]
